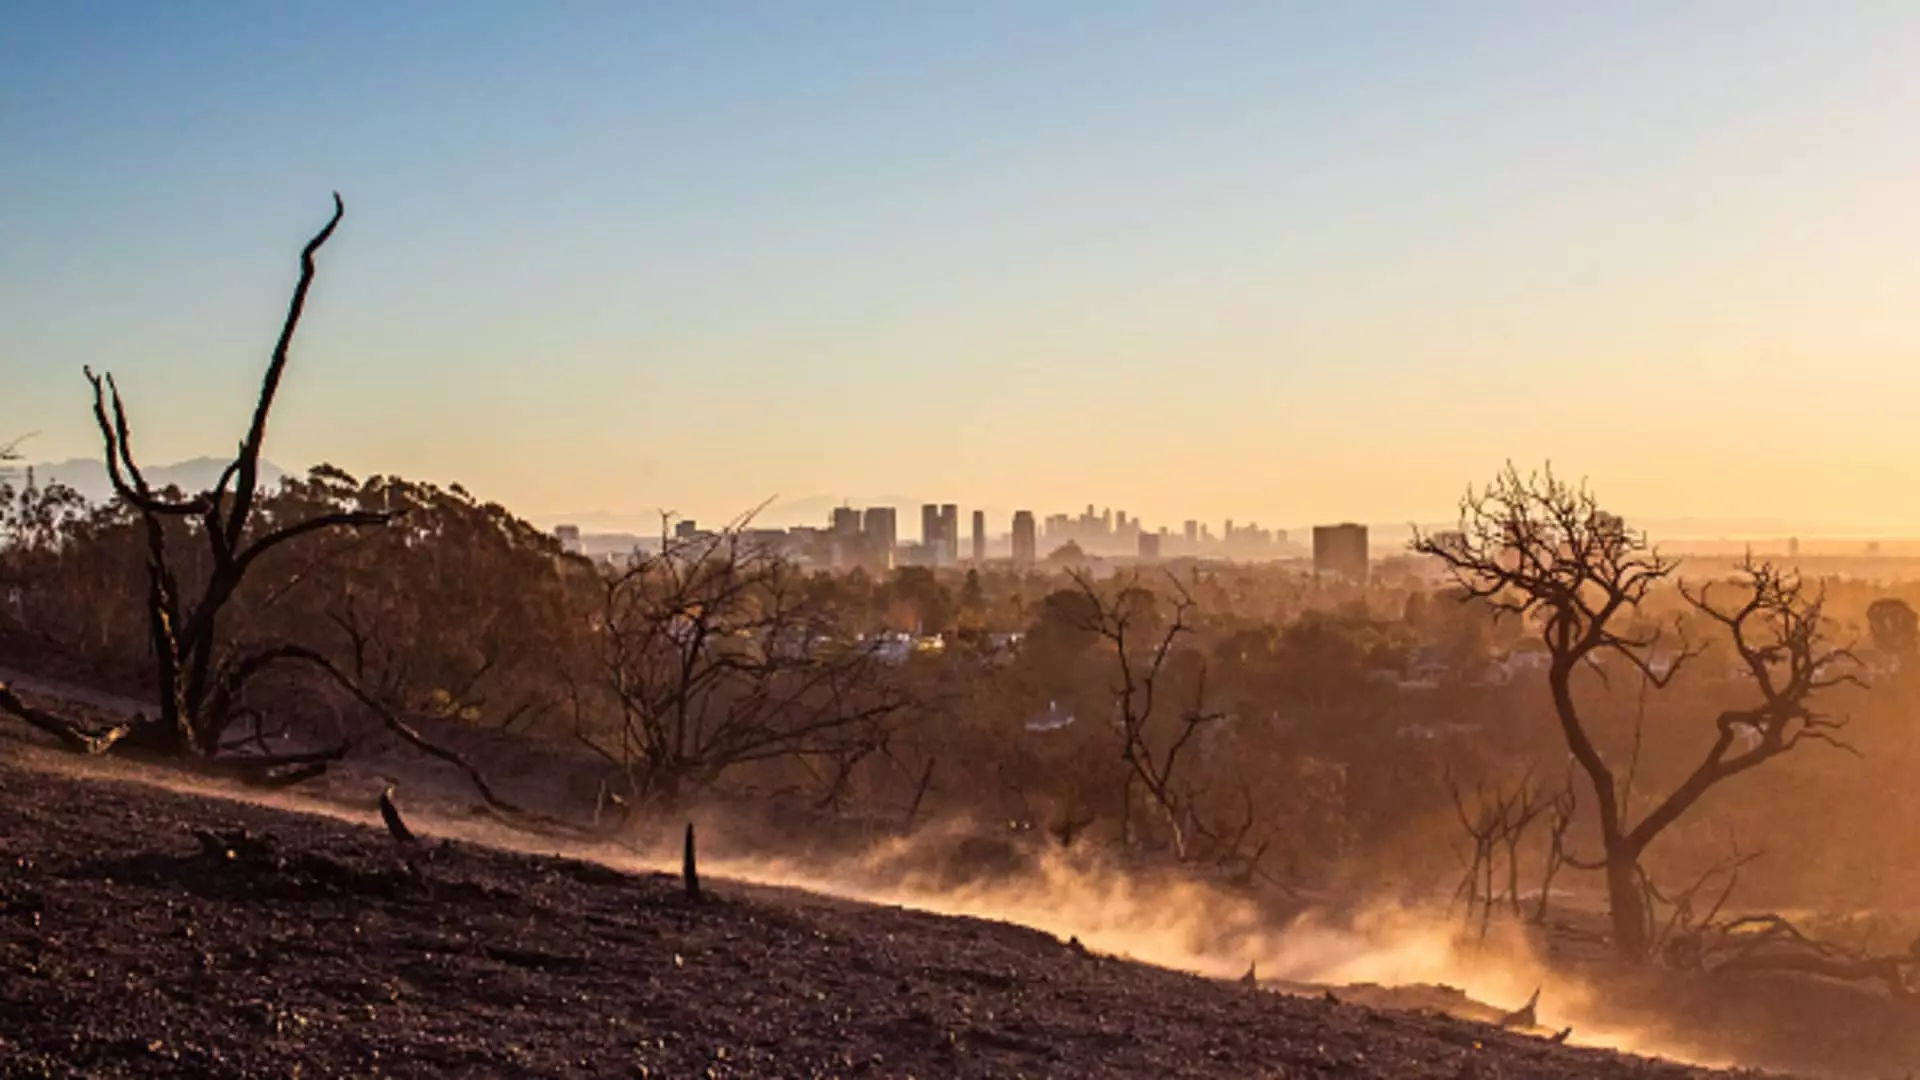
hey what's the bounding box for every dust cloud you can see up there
[648,819,1724,1069]
[28,747,1720,1071]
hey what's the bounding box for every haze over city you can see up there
[6,3,1920,535]
[17,3,1920,1078]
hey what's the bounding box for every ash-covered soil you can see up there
[0,752,1772,1080]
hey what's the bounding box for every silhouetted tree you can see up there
[0,196,395,767]
[574,523,911,808]
[1416,464,1860,960]
[1065,570,1222,857]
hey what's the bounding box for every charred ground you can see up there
[0,748,1760,1080]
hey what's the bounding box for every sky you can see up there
[4,2,1920,537]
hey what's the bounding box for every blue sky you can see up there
[5,3,1920,534]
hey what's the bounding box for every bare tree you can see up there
[1446,770,1547,940]
[574,522,910,809]
[1533,772,1578,924]
[0,196,396,765]
[1415,465,1859,960]
[1065,570,1224,859]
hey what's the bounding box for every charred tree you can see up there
[1064,570,1224,859]
[1415,465,1859,960]
[0,194,396,761]
[0,197,535,813]
[574,521,911,809]
[682,822,702,900]
[378,779,417,844]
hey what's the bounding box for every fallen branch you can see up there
[0,681,135,755]
[200,742,351,789]
[1701,913,1917,999]
[252,643,525,814]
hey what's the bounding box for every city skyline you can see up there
[621,496,1316,572]
[7,6,1920,533]
[544,489,1916,547]
[7,452,1912,547]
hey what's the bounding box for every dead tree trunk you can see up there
[682,822,702,900]
[89,194,394,757]
[0,194,394,765]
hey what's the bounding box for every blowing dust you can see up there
[652,818,1725,1069]
[32,750,1722,1070]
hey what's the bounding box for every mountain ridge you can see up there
[4,456,289,503]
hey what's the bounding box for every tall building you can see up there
[1313,523,1370,584]
[971,509,986,563]
[1012,511,1037,568]
[921,504,942,548]
[831,506,861,537]
[939,504,959,565]
[861,506,898,572]
[1183,520,1199,546]
[1137,532,1162,560]
[863,507,898,552]
[554,524,582,555]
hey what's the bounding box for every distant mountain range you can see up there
[2,457,288,503]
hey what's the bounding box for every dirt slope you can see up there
[0,752,1771,1080]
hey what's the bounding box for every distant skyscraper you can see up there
[939,504,959,564]
[554,524,582,555]
[863,506,898,571]
[1313,523,1370,584]
[863,507,898,552]
[1137,532,1162,560]
[831,506,861,537]
[972,509,986,563]
[1183,520,1199,546]
[1012,511,1037,568]
[921,504,941,547]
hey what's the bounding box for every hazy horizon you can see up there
[9,452,1914,548]
[7,4,1920,532]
